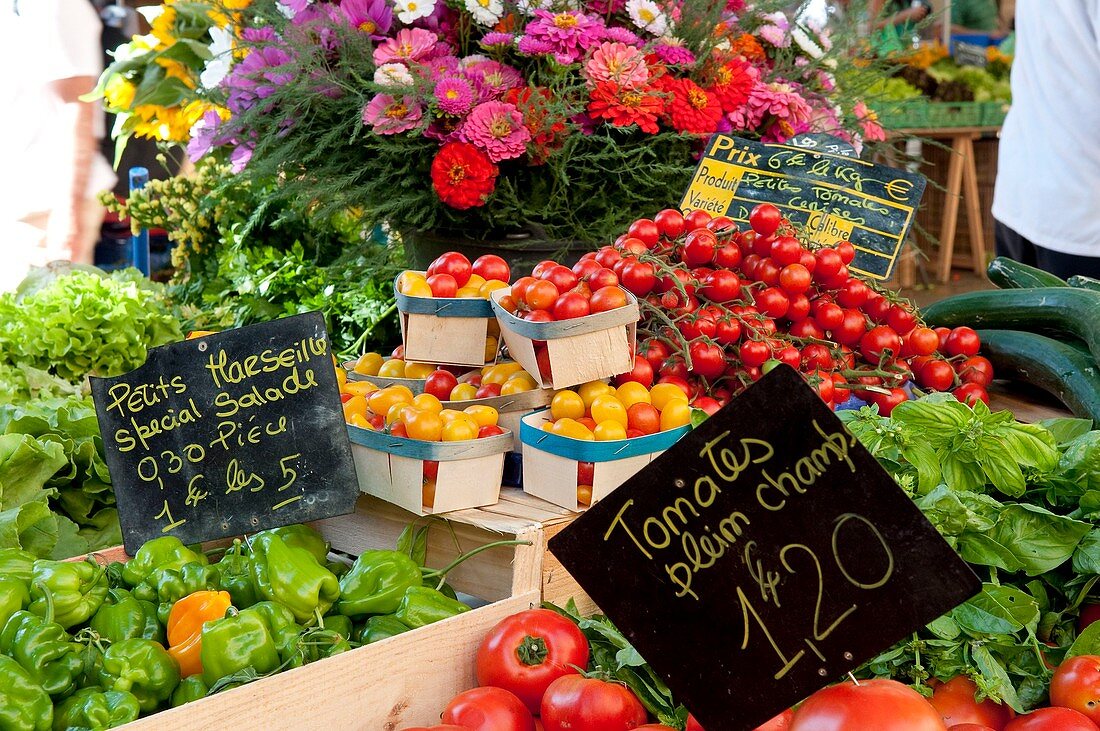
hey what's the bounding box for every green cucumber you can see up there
[985,257,1067,289]
[922,288,1100,365]
[974,330,1100,424]
[1068,275,1100,293]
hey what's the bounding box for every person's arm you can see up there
[870,0,931,31]
[46,75,99,261]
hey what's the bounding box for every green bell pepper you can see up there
[0,577,30,629]
[28,559,109,629]
[258,524,329,563]
[170,675,209,707]
[393,586,469,629]
[121,536,207,588]
[200,609,281,687]
[354,615,410,645]
[214,540,258,609]
[89,588,164,645]
[298,627,351,663]
[96,638,180,713]
[0,548,35,583]
[133,561,221,625]
[0,610,83,697]
[335,550,421,618]
[244,601,303,666]
[326,560,350,579]
[0,655,51,731]
[319,613,353,640]
[249,533,339,623]
[53,688,141,730]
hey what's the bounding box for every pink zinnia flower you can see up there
[465,59,524,100]
[746,80,813,142]
[373,28,439,65]
[424,55,462,80]
[757,11,790,47]
[584,42,648,88]
[461,100,531,161]
[435,76,476,115]
[589,0,625,13]
[517,37,555,55]
[480,32,515,49]
[854,101,887,142]
[362,93,423,134]
[654,42,696,66]
[602,27,643,46]
[521,10,606,65]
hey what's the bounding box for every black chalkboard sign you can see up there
[91,312,358,553]
[679,135,927,280]
[548,366,979,731]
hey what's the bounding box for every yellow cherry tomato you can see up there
[551,418,595,441]
[442,418,479,441]
[335,367,347,389]
[463,405,499,427]
[501,375,537,395]
[484,336,499,362]
[386,402,414,426]
[367,386,413,418]
[343,380,380,398]
[615,381,651,409]
[550,391,585,421]
[353,352,384,376]
[590,394,628,428]
[577,484,593,508]
[405,409,444,441]
[439,409,467,424]
[422,479,436,510]
[650,383,690,411]
[483,362,525,384]
[578,381,613,409]
[448,383,479,401]
[594,421,627,441]
[660,399,691,431]
[342,395,367,422]
[347,413,372,429]
[412,393,443,413]
[403,362,435,380]
[466,273,487,290]
[541,421,555,432]
[378,359,406,378]
[487,318,501,338]
[401,279,433,298]
[480,279,509,299]
[398,270,427,290]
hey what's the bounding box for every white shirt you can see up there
[992,0,1100,256]
[0,0,117,215]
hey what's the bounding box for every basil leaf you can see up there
[953,584,1040,636]
[1067,620,1100,659]
[1073,529,1100,575]
[997,422,1061,472]
[972,644,1025,713]
[988,504,1091,576]
[1038,418,1093,446]
[977,437,1026,497]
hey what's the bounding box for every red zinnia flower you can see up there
[587,81,664,134]
[710,57,756,113]
[430,141,499,210]
[665,78,722,135]
[504,86,567,164]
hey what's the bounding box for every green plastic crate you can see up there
[924,101,985,128]
[981,101,1009,127]
[876,99,929,130]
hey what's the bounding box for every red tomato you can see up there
[588,268,619,291]
[1004,707,1100,731]
[945,327,982,357]
[954,383,989,407]
[684,209,712,230]
[689,341,726,380]
[478,425,505,438]
[814,248,843,281]
[443,687,535,731]
[531,260,557,279]
[706,215,736,234]
[595,247,622,270]
[790,679,947,731]
[753,287,790,319]
[906,326,941,357]
[511,276,537,305]
[863,294,893,324]
[860,325,903,362]
[472,254,510,284]
[1051,656,1100,724]
[779,264,812,294]
[542,265,579,293]
[740,340,770,368]
[428,273,458,298]
[929,676,1015,730]
[957,356,994,387]
[755,259,782,286]
[715,242,742,269]
[918,359,956,392]
[654,209,686,239]
[699,270,741,303]
[577,461,595,486]
[690,397,721,416]
[432,252,473,288]
[535,346,553,382]
[553,292,591,320]
[621,261,657,296]
[678,313,716,340]
[590,286,628,313]
[887,305,918,335]
[715,317,742,346]
[635,727,675,730]
[626,403,660,434]
[627,218,660,248]
[870,387,909,416]
[614,355,655,389]
[686,714,704,731]
[835,240,856,264]
[476,609,590,714]
[836,278,869,308]
[831,373,851,403]
[642,340,671,371]
[754,709,795,730]
[476,383,503,398]
[425,370,459,401]
[540,675,647,731]
[572,258,603,280]
[401,726,471,731]
[682,229,718,266]
[749,203,783,236]
[770,236,803,267]
[526,280,560,311]
[950,726,996,731]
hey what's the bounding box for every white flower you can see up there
[516,0,549,15]
[791,26,824,59]
[625,0,668,36]
[464,0,504,26]
[277,0,312,19]
[460,54,490,68]
[200,25,235,90]
[395,0,436,24]
[374,63,415,88]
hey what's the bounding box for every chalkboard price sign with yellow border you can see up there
[680,135,926,281]
[91,312,358,553]
[548,366,978,730]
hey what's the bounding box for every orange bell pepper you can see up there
[167,590,232,678]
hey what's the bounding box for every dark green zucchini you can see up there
[1068,275,1100,293]
[986,257,1068,289]
[974,330,1100,424]
[922,288,1100,366]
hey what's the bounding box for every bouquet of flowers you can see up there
[133,0,885,248]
